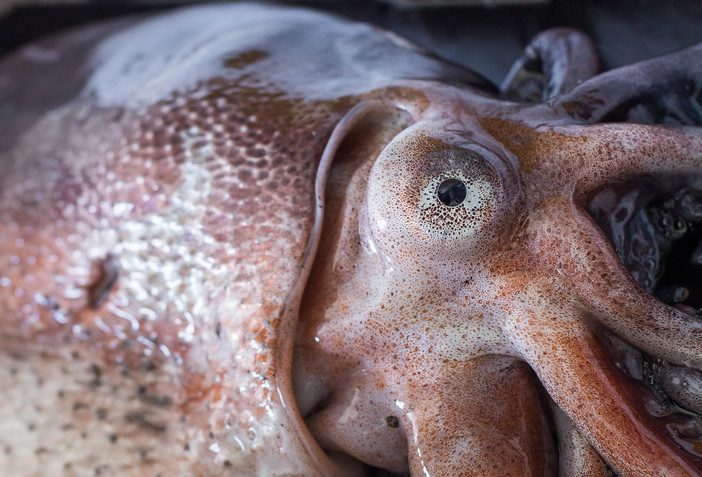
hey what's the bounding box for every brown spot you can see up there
[223,49,269,70]
[89,364,102,389]
[560,95,605,120]
[88,254,120,309]
[126,412,167,433]
[385,415,399,428]
[137,385,173,408]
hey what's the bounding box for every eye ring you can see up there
[437,178,467,207]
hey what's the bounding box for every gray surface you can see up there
[295,0,702,85]
[1,1,702,87]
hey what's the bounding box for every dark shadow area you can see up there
[1,0,702,84]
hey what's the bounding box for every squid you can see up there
[1,3,702,476]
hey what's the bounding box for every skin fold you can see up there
[1,3,702,476]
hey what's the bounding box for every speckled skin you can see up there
[1,3,702,477]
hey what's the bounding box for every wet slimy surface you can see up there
[2,3,702,476]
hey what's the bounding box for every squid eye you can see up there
[437,179,467,207]
[365,124,514,265]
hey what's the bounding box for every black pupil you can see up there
[437,179,467,206]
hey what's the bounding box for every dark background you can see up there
[0,0,701,86]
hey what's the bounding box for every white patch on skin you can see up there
[84,3,478,110]
[337,388,361,425]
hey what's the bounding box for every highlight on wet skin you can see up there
[2,2,702,476]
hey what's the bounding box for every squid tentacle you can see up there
[551,43,702,125]
[402,356,556,477]
[549,400,609,477]
[525,197,702,367]
[508,302,701,476]
[501,28,600,102]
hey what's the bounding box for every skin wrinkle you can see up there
[2,3,702,477]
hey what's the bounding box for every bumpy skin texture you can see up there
[2,3,702,477]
